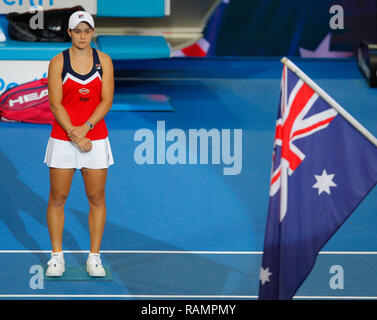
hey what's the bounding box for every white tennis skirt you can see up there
[44,136,114,169]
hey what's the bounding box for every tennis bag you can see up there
[0,78,54,124]
[7,5,84,42]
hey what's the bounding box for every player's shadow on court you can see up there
[0,150,86,266]
[69,207,243,295]
[0,151,249,294]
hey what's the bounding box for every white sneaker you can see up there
[46,252,65,277]
[86,253,106,277]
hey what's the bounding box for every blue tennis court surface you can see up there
[0,57,377,299]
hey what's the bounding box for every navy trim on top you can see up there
[62,48,102,81]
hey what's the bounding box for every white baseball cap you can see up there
[68,11,95,29]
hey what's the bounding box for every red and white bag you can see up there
[0,78,54,124]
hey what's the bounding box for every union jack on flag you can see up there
[259,59,377,300]
[172,38,210,57]
[270,64,338,221]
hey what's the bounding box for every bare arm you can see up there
[48,54,74,132]
[87,51,114,126]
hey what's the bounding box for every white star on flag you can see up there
[312,169,337,195]
[260,267,272,285]
[299,33,353,58]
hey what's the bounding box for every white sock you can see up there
[51,251,64,260]
[88,252,100,258]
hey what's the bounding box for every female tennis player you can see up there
[43,11,114,277]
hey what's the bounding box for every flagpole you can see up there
[281,57,377,148]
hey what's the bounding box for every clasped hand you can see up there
[67,125,92,152]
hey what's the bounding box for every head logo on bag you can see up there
[8,89,48,107]
[0,78,54,124]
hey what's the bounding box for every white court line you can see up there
[0,250,376,299]
[0,250,263,254]
[0,250,377,254]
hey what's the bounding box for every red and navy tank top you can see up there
[50,47,108,141]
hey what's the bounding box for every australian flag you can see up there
[258,60,377,300]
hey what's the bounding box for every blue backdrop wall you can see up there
[204,0,377,57]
